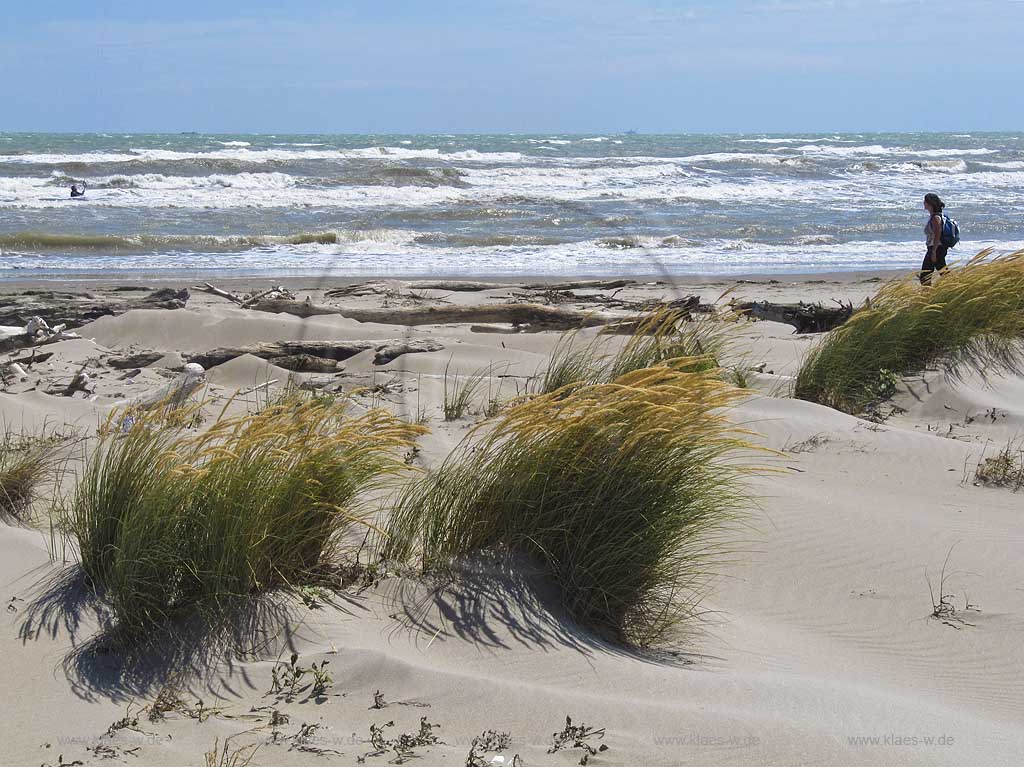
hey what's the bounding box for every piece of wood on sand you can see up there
[0,288,189,332]
[247,298,622,332]
[187,338,447,371]
[734,299,855,334]
[132,363,207,410]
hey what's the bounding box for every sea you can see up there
[1,132,1022,280]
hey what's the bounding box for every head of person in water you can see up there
[923,193,944,215]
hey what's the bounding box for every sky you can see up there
[1,0,1021,133]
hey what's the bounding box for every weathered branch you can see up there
[186,341,377,370]
[185,338,445,370]
[249,299,621,331]
[0,288,189,334]
[735,299,855,333]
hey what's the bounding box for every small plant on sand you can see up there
[973,440,1024,491]
[538,306,731,395]
[795,249,1024,414]
[927,544,975,630]
[204,735,259,767]
[443,360,494,420]
[0,429,61,521]
[384,362,758,646]
[549,716,608,763]
[62,393,424,636]
[466,730,517,767]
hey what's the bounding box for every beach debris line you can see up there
[194,282,295,307]
[0,288,189,336]
[325,278,639,297]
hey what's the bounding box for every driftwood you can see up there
[373,339,445,365]
[108,351,165,369]
[188,338,447,370]
[735,299,854,334]
[324,278,638,297]
[524,279,637,291]
[249,299,619,331]
[0,317,83,354]
[132,363,206,410]
[187,340,375,370]
[267,354,339,373]
[194,283,295,307]
[0,288,189,334]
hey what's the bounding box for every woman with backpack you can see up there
[920,192,949,284]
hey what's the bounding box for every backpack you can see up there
[940,214,960,248]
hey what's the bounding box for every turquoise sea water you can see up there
[1,132,1022,278]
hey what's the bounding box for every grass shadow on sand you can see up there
[379,557,706,669]
[17,561,369,704]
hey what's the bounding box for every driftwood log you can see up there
[0,288,189,334]
[187,341,376,370]
[324,278,638,297]
[108,351,166,369]
[132,363,206,410]
[186,338,445,370]
[249,299,620,331]
[735,300,854,334]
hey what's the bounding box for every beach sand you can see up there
[2,273,1023,766]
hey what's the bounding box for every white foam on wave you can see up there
[977,161,1024,170]
[7,236,1023,277]
[788,144,998,158]
[217,141,251,147]
[737,137,851,144]
[0,145,527,166]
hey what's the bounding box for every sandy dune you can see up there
[2,275,1022,766]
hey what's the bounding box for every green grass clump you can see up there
[383,362,756,646]
[0,431,60,521]
[442,360,493,421]
[538,307,730,395]
[795,250,1024,414]
[63,395,424,635]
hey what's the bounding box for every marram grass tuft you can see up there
[795,249,1024,414]
[383,361,759,646]
[0,430,61,522]
[62,394,424,635]
[539,306,732,396]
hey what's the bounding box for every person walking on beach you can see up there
[920,192,948,284]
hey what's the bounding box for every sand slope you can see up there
[2,277,1022,766]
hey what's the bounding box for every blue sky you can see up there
[1,0,1020,133]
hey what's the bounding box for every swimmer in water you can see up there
[70,183,86,198]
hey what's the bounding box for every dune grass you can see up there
[383,361,756,646]
[442,360,494,421]
[794,250,1024,414]
[538,307,731,395]
[0,430,60,521]
[62,394,424,635]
